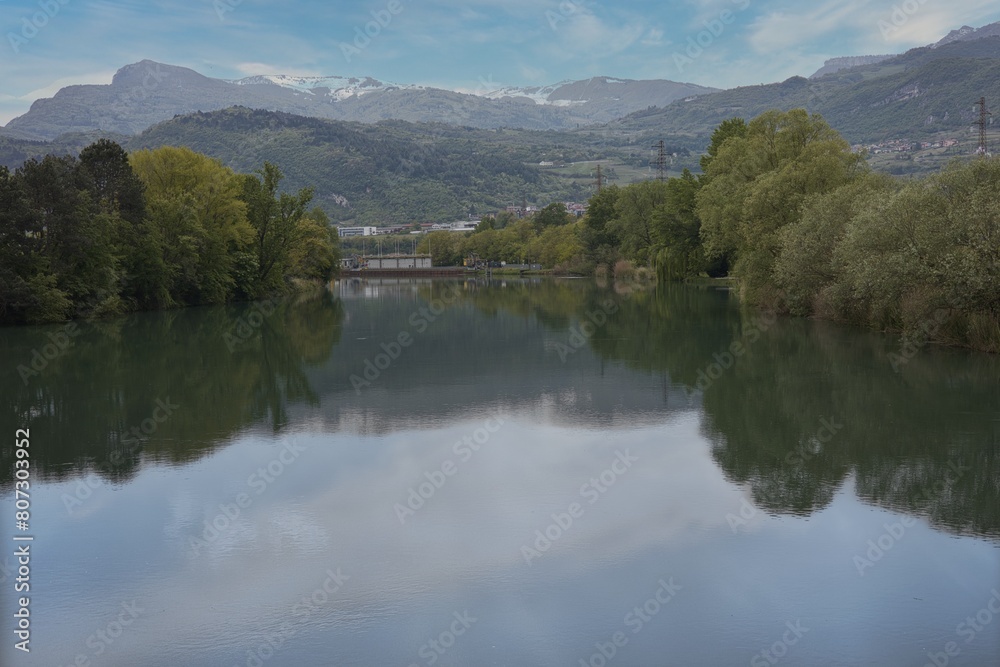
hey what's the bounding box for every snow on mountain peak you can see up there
[228,74,423,100]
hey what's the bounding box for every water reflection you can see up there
[1,279,998,540]
[0,288,343,484]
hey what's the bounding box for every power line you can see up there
[976,97,992,157]
[651,140,667,182]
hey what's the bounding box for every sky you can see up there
[1,0,998,124]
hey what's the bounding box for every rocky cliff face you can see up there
[810,55,895,79]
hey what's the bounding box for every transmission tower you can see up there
[594,164,605,193]
[651,140,667,181]
[976,97,991,156]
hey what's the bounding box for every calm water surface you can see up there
[1,279,998,666]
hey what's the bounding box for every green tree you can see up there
[581,185,621,267]
[289,207,341,281]
[131,146,252,304]
[475,216,496,233]
[534,202,572,229]
[17,155,120,316]
[774,172,896,316]
[0,166,72,323]
[417,231,463,266]
[79,139,146,226]
[698,109,865,306]
[650,169,706,281]
[240,162,316,294]
[700,117,748,175]
[609,180,670,264]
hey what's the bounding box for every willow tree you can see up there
[240,162,316,295]
[131,146,252,305]
[697,109,865,307]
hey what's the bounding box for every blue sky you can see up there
[1,0,998,124]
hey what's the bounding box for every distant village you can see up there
[853,137,960,155]
[337,201,589,238]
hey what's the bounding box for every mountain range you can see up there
[0,20,997,225]
[0,63,715,141]
[1,20,997,146]
[598,34,1000,144]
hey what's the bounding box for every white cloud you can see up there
[747,0,868,54]
[746,0,1000,56]
[868,1,1000,48]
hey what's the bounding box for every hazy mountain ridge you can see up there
[1,62,716,141]
[935,21,1000,47]
[601,36,1000,144]
[115,107,632,224]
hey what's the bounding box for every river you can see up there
[1,278,998,666]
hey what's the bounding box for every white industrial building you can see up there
[338,226,378,238]
[362,255,433,269]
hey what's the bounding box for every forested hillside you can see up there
[123,107,678,224]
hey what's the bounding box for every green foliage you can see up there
[580,185,621,268]
[774,173,897,316]
[698,109,864,305]
[608,180,670,264]
[79,138,146,225]
[534,202,572,229]
[825,158,1000,351]
[131,146,253,304]
[122,108,612,225]
[240,162,318,295]
[413,207,584,271]
[651,170,706,281]
[700,118,747,174]
[0,141,340,325]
